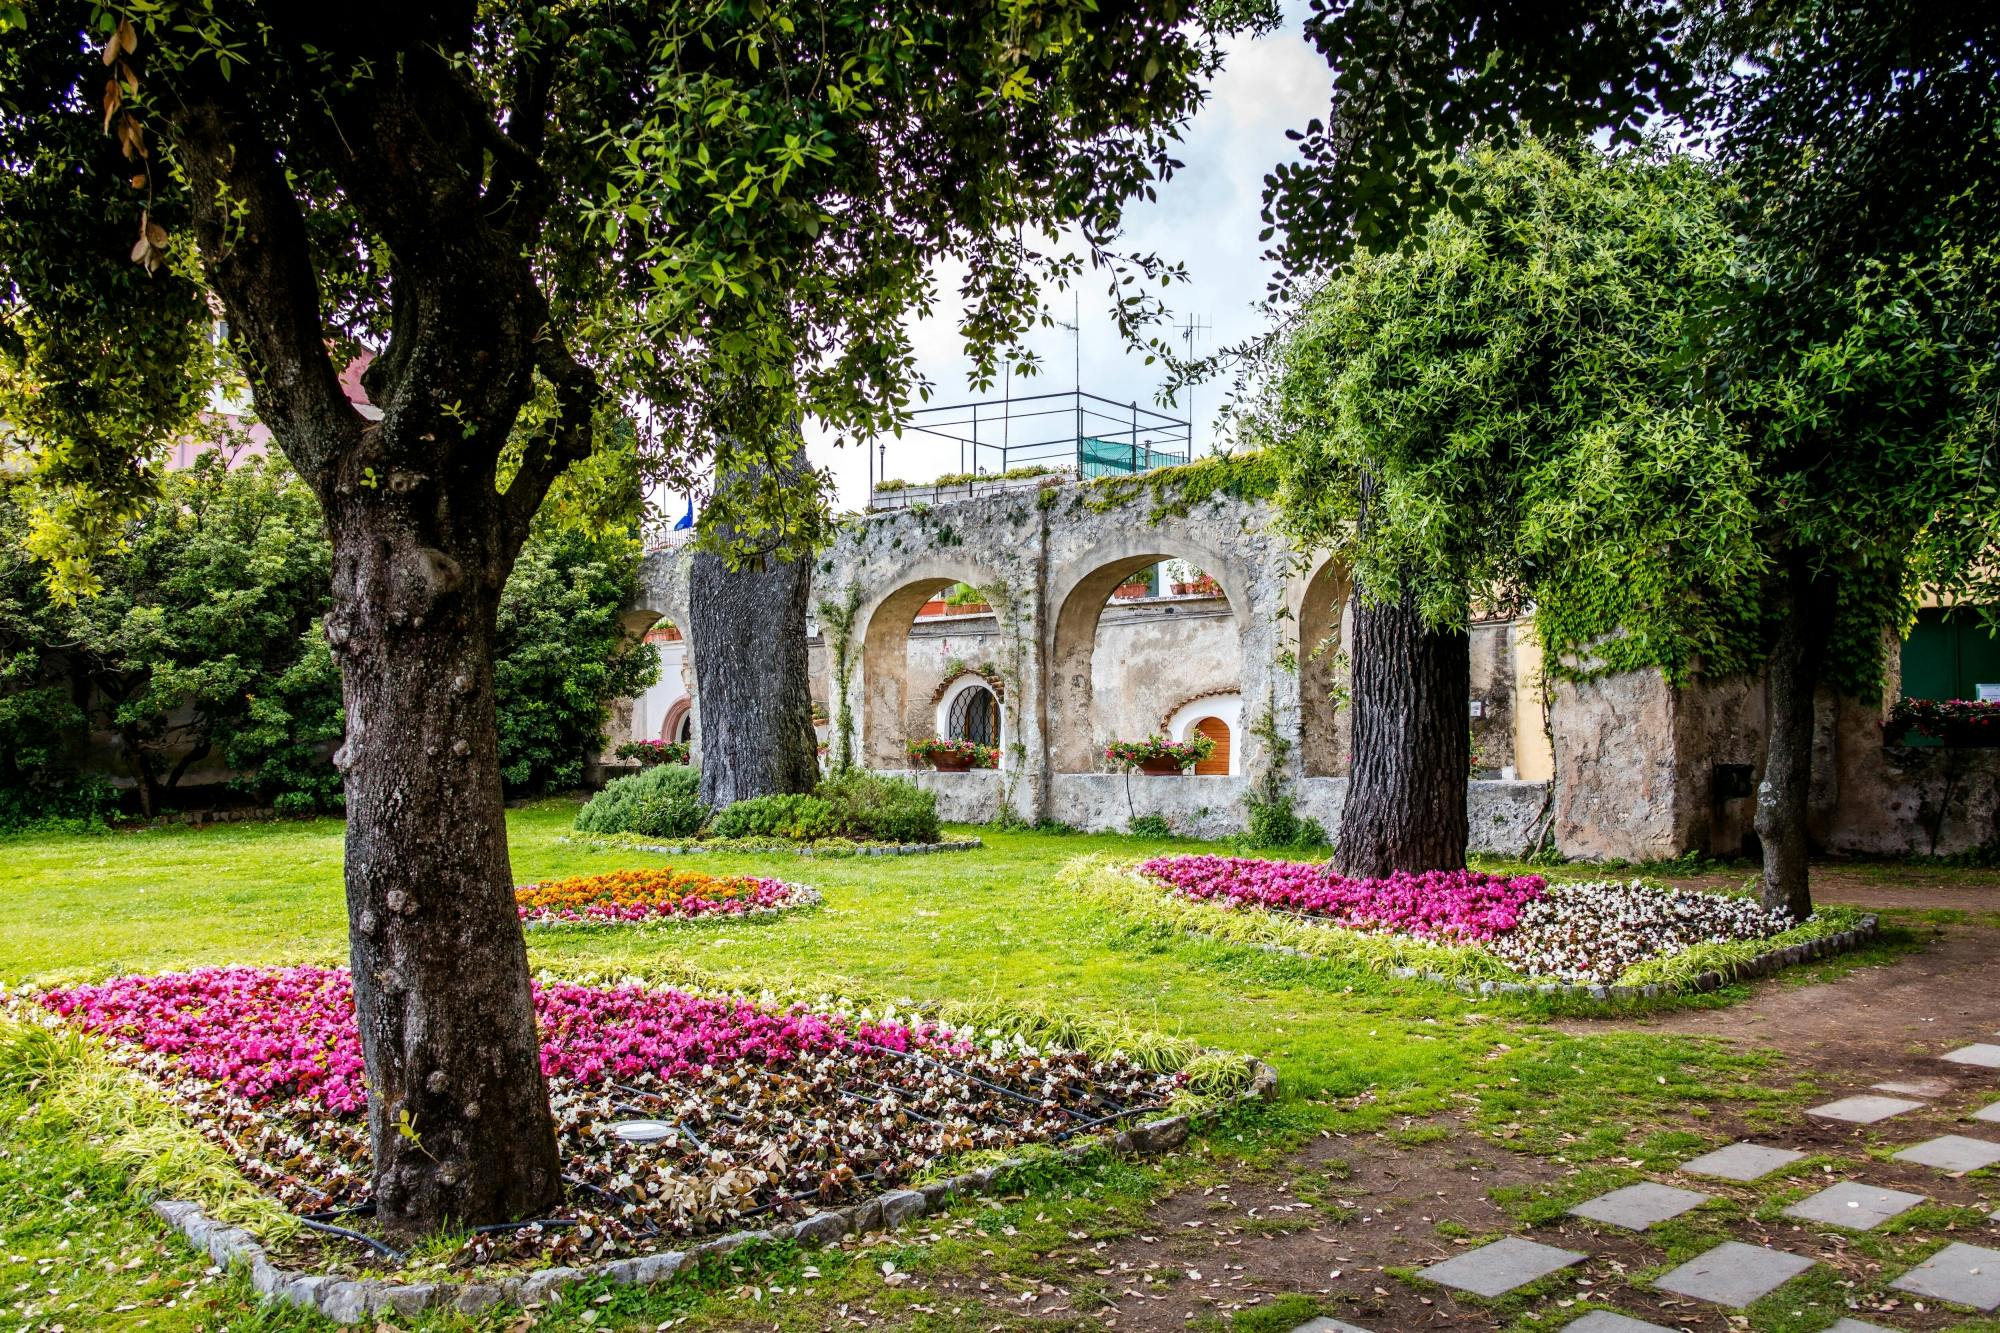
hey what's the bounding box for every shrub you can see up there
[616,739,690,766]
[815,770,940,843]
[710,794,841,841]
[1127,814,1174,839]
[1242,794,1329,850]
[575,763,707,837]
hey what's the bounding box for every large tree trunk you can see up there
[1755,554,1837,920]
[325,509,562,1239]
[688,455,820,809]
[1335,578,1471,878]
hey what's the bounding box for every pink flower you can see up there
[1140,854,1544,941]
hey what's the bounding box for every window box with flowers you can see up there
[616,739,691,766]
[1105,734,1215,776]
[907,738,998,771]
[1888,697,2000,747]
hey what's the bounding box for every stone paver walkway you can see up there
[1296,1025,2000,1331]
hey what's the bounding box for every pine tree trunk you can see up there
[1335,578,1470,878]
[1755,555,1836,920]
[687,455,821,810]
[325,510,561,1240]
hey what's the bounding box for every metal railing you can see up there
[866,390,1190,508]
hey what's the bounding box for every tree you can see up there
[0,0,1269,1235]
[1252,142,1750,877]
[1257,1,2000,913]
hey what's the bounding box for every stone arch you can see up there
[856,560,1011,769]
[661,696,694,745]
[1047,537,1251,773]
[1296,555,1354,777]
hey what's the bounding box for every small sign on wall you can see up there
[1977,683,2000,702]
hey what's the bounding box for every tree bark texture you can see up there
[324,507,563,1237]
[1755,554,1837,920]
[162,39,594,1236]
[688,457,821,809]
[1335,578,1471,878]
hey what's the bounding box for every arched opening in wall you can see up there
[661,697,694,745]
[1297,558,1353,777]
[1049,552,1245,773]
[858,572,1004,769]
[940,677,1002,746]
[1162,692,1242,776]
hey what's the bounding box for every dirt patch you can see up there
[1640,862,2000,915]
[1592,923,2000,1089]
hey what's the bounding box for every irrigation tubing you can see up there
[296,1216,406,1262]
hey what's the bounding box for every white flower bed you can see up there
[1484,878,1794,984]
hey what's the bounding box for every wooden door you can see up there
[1192,717,1231,775]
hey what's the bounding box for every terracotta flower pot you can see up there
[1138,756,1185,775]
[929,752,979,772]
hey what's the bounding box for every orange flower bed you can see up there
[515,866,819,926]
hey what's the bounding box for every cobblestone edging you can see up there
[1262,914,1881,1002]
[558,835,984,858]
[149,1058,1278,1325]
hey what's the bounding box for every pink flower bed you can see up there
[1140,854,1545,940]
[31,966,1183,1259]
[37,966,949,1117]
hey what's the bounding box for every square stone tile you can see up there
[1874,1076,1951,1097]
[1681,1142,1806,1181]
[1970,1101,2000,1125]
[1288,1321,1372,1333]
[1821,1321,1900,1332]
[1942,1043,2000,1069]
[1416,1236,1585,1298]
[1561,1315,1675,1332]
[1781,1180,1928,1229]
[1893,1134,2000,1173]
[1889,1241,2000,1310]
[1569,1182,1711,1230]
[1654,1240,1814,1307]
[1808,1094,1926,1124]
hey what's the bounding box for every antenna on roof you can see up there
[1055,288,1081,394]
[1177,313,1211,454]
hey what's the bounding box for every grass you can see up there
[0,797,1993,1330]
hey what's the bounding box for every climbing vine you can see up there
[815,583,864,772]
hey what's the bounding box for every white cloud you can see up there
[795,4,1328,509]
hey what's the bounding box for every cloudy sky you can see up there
[803,5,1329,510]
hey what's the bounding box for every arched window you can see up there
[948,683,1000,745]
[674,709,694,745]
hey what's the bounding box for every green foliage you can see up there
[710,793,841,842]
[575,763,708,839]
[814,770,941,845]
[220,621,344,816]
[1240,794,1329,851]
[1080,450,1280,522]
[815,584,864,773]
[492,521,660,794]
[1127,813,1175,839]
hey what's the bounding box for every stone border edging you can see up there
[149,1057,1278,1325]
[559,835,983,858]
[1259,914,1880,1002]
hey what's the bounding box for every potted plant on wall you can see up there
[1105,734,1215,776]
[615,739,691,766]
[1888,697,2000,747]
[907,738,999,771]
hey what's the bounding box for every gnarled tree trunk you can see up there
[1335,577,1470,878]
[688,454,821,809]
[325,505,562,1237]
[1755,553,1837,920]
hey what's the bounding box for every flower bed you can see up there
[30,967,1189,1269]
[514,866,819,926]
[1127,854,1858,987]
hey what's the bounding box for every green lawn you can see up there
[0,803,1974,1331]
